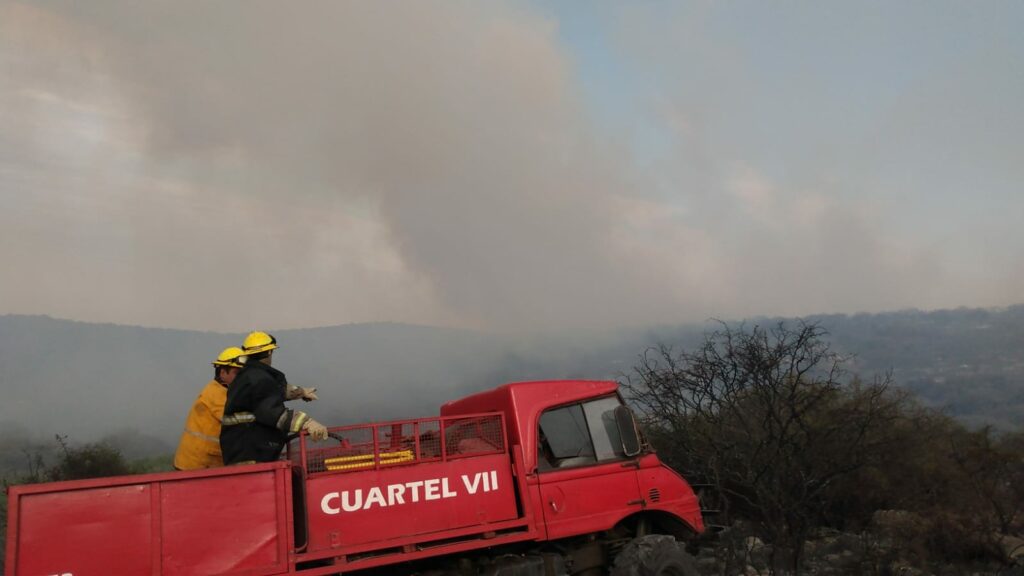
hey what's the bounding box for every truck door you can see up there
[537,396,643,539]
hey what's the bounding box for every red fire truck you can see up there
[5,380,704,575]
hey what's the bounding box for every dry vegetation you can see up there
[626,321,1024,575]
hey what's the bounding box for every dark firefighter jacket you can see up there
[220,360,309,464]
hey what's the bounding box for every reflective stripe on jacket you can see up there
[173,380,228,470]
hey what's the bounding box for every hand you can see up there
[303,418,329,441]
[301,387,318,402]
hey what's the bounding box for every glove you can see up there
[286,385,318,402]
[303,418,329,441]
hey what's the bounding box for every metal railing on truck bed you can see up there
[290,412,508,475]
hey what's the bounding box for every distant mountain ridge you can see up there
[1,306,1021,458]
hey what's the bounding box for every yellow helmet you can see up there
[212,346,246,369]
[243,331,278,355]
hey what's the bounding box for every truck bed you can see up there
[5,412,535,576]
[5,462,293,576]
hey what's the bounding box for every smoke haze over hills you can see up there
[1,306,1021,464]
[1,2,1022,469]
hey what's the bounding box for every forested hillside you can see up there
[814,306,1024,430]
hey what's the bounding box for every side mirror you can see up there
[615,405,642,457]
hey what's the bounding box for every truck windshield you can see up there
[539,395,626,468]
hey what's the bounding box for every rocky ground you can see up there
[692,515,1024,576]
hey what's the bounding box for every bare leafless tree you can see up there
[624,321,906,574]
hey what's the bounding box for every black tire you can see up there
[610,534,699,576]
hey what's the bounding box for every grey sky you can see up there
[1,1,1021,332]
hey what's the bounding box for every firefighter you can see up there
[173,346,246,470]
[220,331,329,464]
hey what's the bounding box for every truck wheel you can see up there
[610,534,698,576]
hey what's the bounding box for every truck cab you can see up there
[442,380,704,545]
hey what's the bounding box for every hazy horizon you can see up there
[2,306,1022,453]
[4,299,1024,335]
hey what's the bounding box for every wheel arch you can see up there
[614,510,700,541]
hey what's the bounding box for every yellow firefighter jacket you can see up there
[173,380,228,470]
